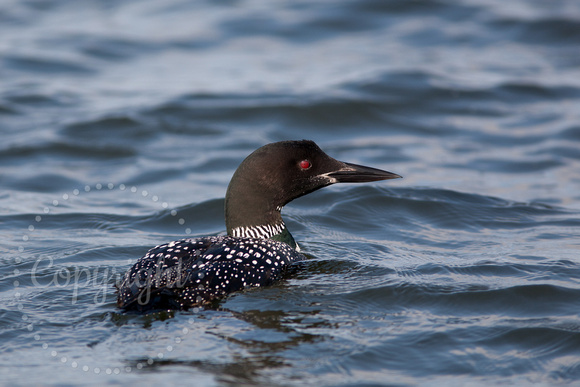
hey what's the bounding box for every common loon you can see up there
[117,140,401,311]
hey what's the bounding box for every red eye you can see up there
[299,160,311,170]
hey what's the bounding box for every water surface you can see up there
[2,0,580,386]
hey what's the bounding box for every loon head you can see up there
[224,140,401,248]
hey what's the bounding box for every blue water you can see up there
[2,0,580,385]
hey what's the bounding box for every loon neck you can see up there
[270,227,300,251]
[229,220,285,239]
[224,159,299,247]
[228,219,299,251]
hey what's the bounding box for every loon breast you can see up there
[116,236,305,311]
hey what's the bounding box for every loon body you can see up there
[117,140,400,311]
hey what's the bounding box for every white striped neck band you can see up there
[230,223,286,240]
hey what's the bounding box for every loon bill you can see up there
[116,140,401,311]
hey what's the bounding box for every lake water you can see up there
[2,0,580,385]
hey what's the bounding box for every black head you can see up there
[224,140,401,240]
